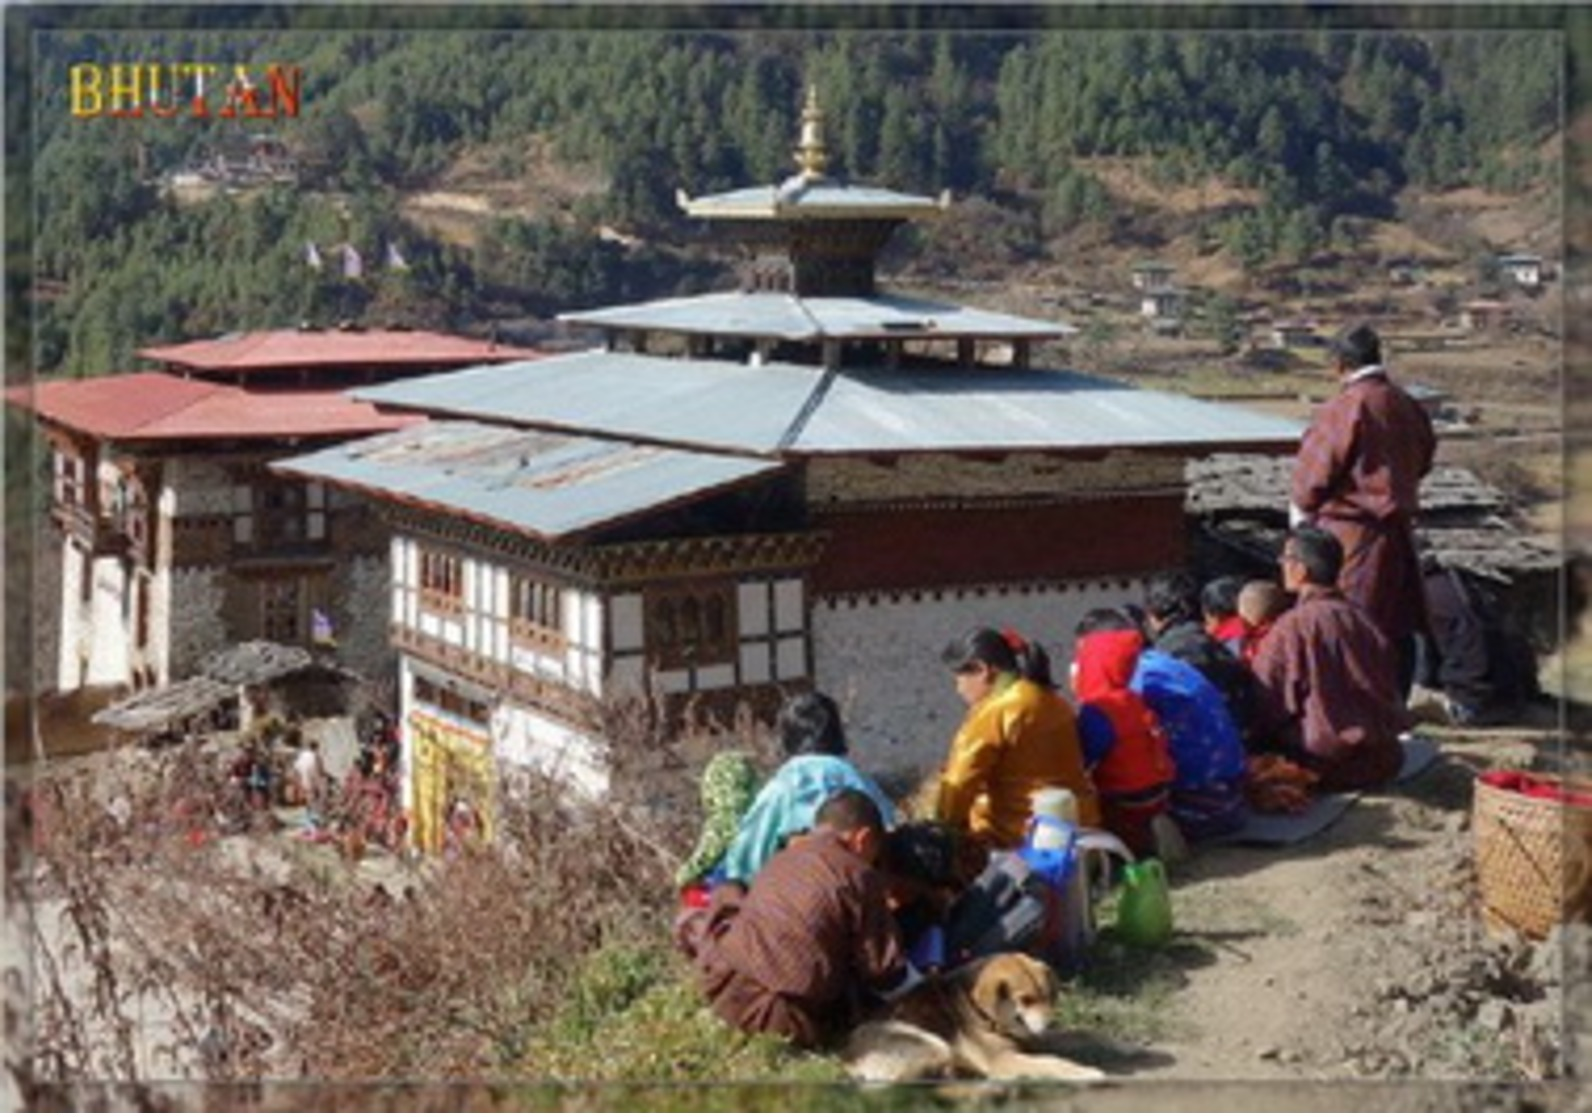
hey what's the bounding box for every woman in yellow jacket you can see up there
[935,627,1102,852]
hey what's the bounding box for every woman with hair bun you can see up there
[932,626,1100,852]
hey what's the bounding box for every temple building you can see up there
[11,328,538,695]
[276,91,1299,846]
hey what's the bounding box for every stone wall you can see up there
[806,450,1186,507]
[166,457,233,516]
[33,523,64,693]
[810,575,1159,780]
[336,554,396,684]
[167,567,227,679]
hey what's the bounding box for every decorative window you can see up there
[647,584,736,669]
[261,579,301,643]
[412,674,489,726]
[418,549,464,615]
[509,575,564,647]
[54,451,84,508]
[235,479,326,551]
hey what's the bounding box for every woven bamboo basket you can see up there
[1472,773,1592,939]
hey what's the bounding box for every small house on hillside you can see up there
[1497,253,1544,290]
[1140,287,1183,321]
[1270,319,1320,349]
[1130,260,1175,291]
[1460,299,1513,333]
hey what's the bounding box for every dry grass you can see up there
[14,739,681,1096]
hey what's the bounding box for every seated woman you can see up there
[1070,612,1176,858]
[934,627,1100,855]
[674,750,760,890]
[718,693,895,885]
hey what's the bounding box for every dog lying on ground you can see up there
[843,952,1106,1083]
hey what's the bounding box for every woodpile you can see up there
[1186,454,1560,584]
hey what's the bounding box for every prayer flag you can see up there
[311,608,336,647]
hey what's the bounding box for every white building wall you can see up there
[491,700,609,800]
[810,576,1156,779]
[55,535,85,692]
[146,482,177,686]
[397,654,417,816]
[81,554,133,687]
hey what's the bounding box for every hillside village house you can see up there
[276,92,1299,850]
[1460,299,1513,333]
[1129,260,1175,291]
[1496,253,1544,290]
[1139,287,1184,335]
[1269,319,1320,349]
[10,328,538,695]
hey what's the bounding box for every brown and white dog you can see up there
[843,952,1105,1083]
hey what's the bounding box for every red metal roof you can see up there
[7,372,421,442]
[137,328,542,373]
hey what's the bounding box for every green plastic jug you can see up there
[1115,858,1174,947]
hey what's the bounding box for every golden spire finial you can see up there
[794,84,829,181]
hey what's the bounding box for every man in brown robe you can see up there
[1290,322,1436,692]
[676,789,913,1047]
[1252,527,1406,791]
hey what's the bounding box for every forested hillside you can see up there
[23,25,1563,375]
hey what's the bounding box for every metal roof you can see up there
[561,291,1074,341]
[354,351,1301,457]
[354,349,826,455]
[678,174,945,220]
[7,372,419,442]
[139,328,541,373]
[272,420,787,540]
[790,368,1304,454]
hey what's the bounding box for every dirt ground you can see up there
[1129,725,1579,1080]
[1025,712,1592,1113]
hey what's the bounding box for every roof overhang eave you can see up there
[270,456,792,545]
[785,436,1301,459]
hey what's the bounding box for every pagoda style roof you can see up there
[139,328,540,374]
[677,84,946,223]
[274,419,784,541]
[677,177,947,221]
[561,291,1073,343]
[7,372,420,443]
[352,350,1302,458]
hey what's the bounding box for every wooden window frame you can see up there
[418,548,465,617]
[508,573,565,651]
[646,582,737,670]
[412,674,489,727]
[260,578,302,644]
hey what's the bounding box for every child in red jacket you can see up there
[1070,610,1177,857]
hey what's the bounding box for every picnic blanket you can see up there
[1215,735,1442,847]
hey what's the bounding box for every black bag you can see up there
[943,851,1055,964]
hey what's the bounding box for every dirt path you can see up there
[1091,724,1588,1092]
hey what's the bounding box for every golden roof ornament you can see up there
[794,84,829,181]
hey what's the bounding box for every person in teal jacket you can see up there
[719,692,896,885]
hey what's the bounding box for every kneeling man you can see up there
[1252,526,1406,790]
[677,789,914,1047]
